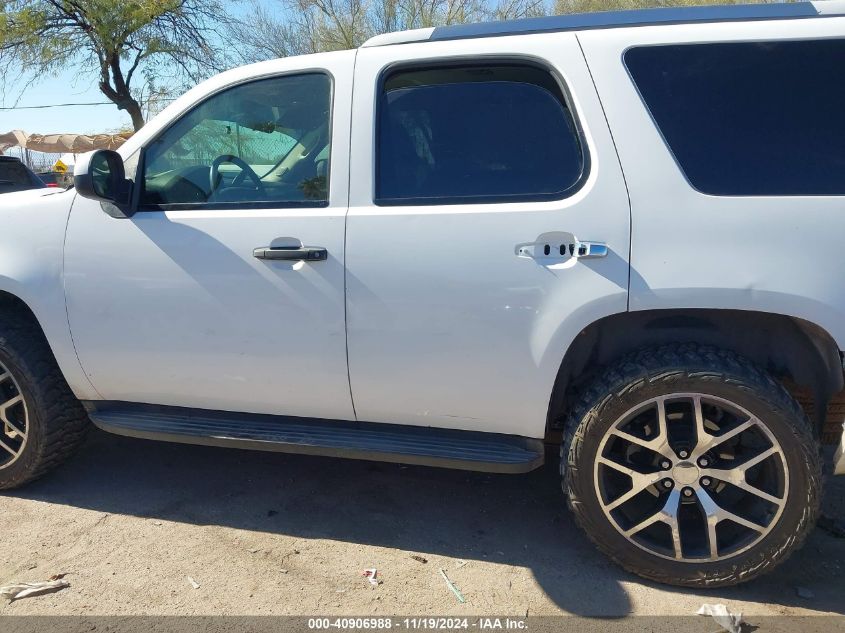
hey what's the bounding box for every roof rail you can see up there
[361,1,845,47]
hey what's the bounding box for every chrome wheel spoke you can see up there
[598,457,665,512]
[1,394,26,439]
[0,436,18,457]
[697,487,766,533]
[721,476,782,506]
[691,398,756,460]
[0,360,28,468]
[609,397,673,459]
[2,419,26,440]
[737,445,779,471]
[705,445,784,506]
[624,488,684,559]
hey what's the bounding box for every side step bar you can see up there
[85,402,545,474]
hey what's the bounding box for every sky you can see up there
[0,2,262,136]
[1,70,132,135]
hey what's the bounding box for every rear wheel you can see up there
[562,344,821,587]
[0,310,89,489]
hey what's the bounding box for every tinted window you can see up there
[625,40,845,196]
[0,161,29,184]
[376,64,584,204]
[141,73,331,208]
[0,160,40,194]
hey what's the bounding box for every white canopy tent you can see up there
[0,129,131,154]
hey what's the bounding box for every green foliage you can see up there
[0,0,231,130]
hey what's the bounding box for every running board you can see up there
[85,402,545,474]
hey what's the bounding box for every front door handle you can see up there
[253,246,328,261]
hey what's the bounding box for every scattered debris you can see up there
[455,560,468,569]
[361,569,380,586]
[818,514,845,538]
[439,569,466,604]
[248,548,260,554]
[280,569,289,574]
[1,579,70,602]
[187,576,200,590]
[410,555,428,564]
[695,604,742,633]
[48,573,67,581]
[796,586,815,599]
[153,521,163,526]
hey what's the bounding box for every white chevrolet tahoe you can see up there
[1,1,844,588]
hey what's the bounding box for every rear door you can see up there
[346,33,631,437]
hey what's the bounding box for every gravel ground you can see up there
[0,429,843,618]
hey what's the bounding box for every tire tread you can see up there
[560,343,821,587]
[0,308,89,489]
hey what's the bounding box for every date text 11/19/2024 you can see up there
[307,618,528,630]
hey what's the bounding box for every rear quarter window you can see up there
[0,161,32,185]
[625,39,845,196]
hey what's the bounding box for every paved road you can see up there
[0,429,843,618]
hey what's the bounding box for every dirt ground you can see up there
[0,429,843,619]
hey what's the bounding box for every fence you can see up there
[3,146,64,173]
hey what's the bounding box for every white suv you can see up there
[1,1,844,588]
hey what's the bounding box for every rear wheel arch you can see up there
[547,309,844,441]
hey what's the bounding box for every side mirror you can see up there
[73,150,134,217]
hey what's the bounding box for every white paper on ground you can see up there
[0,579,70,602]
[696,603,743,633]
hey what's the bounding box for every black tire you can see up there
[0,308,90,489]
[561,343,821,587]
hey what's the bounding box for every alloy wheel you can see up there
[594,393,788,562]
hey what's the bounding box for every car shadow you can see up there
[7,430,845,616]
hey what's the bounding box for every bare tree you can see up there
[233,0,549,63]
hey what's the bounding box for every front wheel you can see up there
[0,310,89,489]
[562,344,821,587]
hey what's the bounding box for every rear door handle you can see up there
[253,246,328,261]
[515,237,608,260]
[573,241,608,259]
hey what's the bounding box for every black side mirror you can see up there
[74,150,134,218]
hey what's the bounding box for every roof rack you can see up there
[361,1,845,47]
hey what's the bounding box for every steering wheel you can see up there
[209,155,266,196]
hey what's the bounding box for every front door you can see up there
[64,53,356,421]
[346,34,631,437]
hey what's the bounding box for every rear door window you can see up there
[376,64,585,205]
